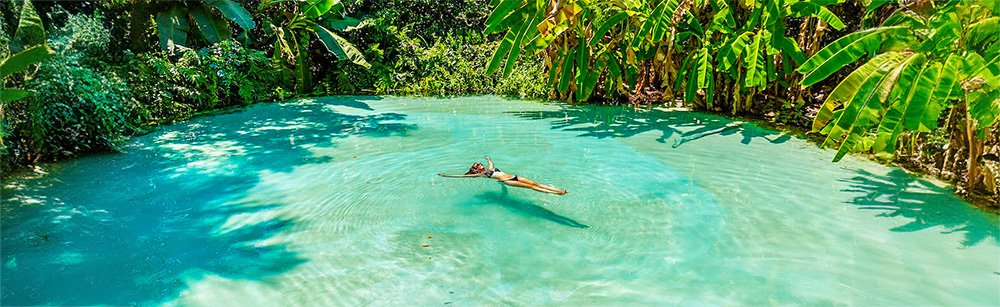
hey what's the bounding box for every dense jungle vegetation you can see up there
[1,0,997,207]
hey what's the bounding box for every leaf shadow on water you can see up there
[475,186,588,229]
[0,97,416,305]
[842,169,999,247]
[507,105,793,146]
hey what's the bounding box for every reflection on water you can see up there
[2,96,997,306]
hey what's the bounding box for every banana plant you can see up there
[153,0,257,52]
[1,0,53,104]
[672,0,845,112]
[485,0,844,104]
[261,0,369,93]
[1,0,53,148]
[486,0,674,101]
[798,0,999,162]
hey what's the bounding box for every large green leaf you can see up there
[486,31,516,75]
[191,5,232,43]
[966,17,1000,48]
[653,0,685,41]
[606,53,622,96]
[789,2,846,30]
[204,0,256,31]
[773,35,805,66]
[503,12,540,77]
[685,56,698,103]
[969,89,1000,132]
[156,7,191,52]
[696,47,712,88]
[924,55,962,127]
[824,54,921,162]
[311,24,370,68]
[631,0,668,48]
[589,12,629,46]
[303,0,338,18]
[744,31,763,87]
[966,54,1000,134]
[812,52,909,132]
[0,88,30,103]
[797,26,909,86]
[11,0,45,51]
[873,55,932,153]
[719,32,750,71]
[558,48,575,94]
[575,36,589,98]
[0,44,52,80]
[324,17,362,31]
[295,34,311,92]
[485,0,523,33]
[579,60,606,101]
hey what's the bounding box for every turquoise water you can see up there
[2,96,998,306]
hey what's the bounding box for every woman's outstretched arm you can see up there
[485,156,495,169]
[437,173,484,178]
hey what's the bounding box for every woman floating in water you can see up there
[438,156,568,195]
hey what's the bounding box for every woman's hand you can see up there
[484,156,494,169]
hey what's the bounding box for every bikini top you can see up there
[485,168,505,178]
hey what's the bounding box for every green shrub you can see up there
[316,0,548,99]
[493,53,549,100]
[348,0,490,40]
[8,52,133,162]
[122,40,281,127]
[323,28,547,98]
[49,12,110,61]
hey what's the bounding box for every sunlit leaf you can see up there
[798,26,910,86]
[312,24,370,68]
[205,0,256,30]
[0,88,30,103]
[0,44,52,80]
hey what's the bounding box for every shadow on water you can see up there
[508,105,792,146]
[476,186,588,228]
[842,169,999,247]
[0,96,416,305]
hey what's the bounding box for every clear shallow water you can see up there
[2,96,998,306]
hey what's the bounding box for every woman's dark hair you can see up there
[465,163,486,175]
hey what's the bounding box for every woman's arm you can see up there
[485,156,495,170]
[438,173,484,178]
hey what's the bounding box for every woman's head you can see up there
[465,162,486,175]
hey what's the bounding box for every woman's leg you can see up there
[503,180,566,195]
[516,177,567,194]
[503,180,564,195]
[517,177,566,194]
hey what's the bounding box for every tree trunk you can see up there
[966,111,984,193]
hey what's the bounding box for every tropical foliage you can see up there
[259,0,369,92]
[484,0,845,107]
[152,0,257,52]
[801,0,998,160]
[1,0,52,104]
[798,0,998,194]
